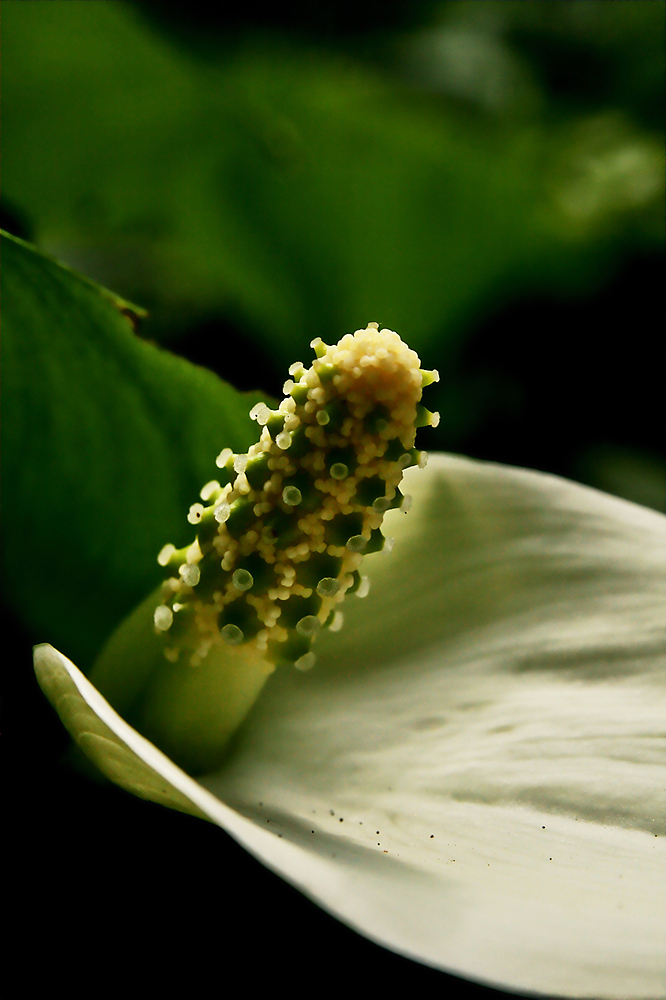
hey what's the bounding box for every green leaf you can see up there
[1,231,265,666]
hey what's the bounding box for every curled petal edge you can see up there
[33,455,666,999]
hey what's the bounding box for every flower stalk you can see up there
[91,324,438,771]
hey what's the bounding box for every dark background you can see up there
[3,2,664,997]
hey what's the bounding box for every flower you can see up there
[35,449,665,998]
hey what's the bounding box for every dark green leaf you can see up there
[1,231,265,665]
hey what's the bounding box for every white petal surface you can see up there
[35,456,666,999]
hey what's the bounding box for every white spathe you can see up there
[34,454,665,999]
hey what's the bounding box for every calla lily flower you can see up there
[35,451,665,999]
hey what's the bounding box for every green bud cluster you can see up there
[153,324,438,673]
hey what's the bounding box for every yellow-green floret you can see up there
[153,324,438,672]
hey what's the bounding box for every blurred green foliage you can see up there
[2,0,664,506]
